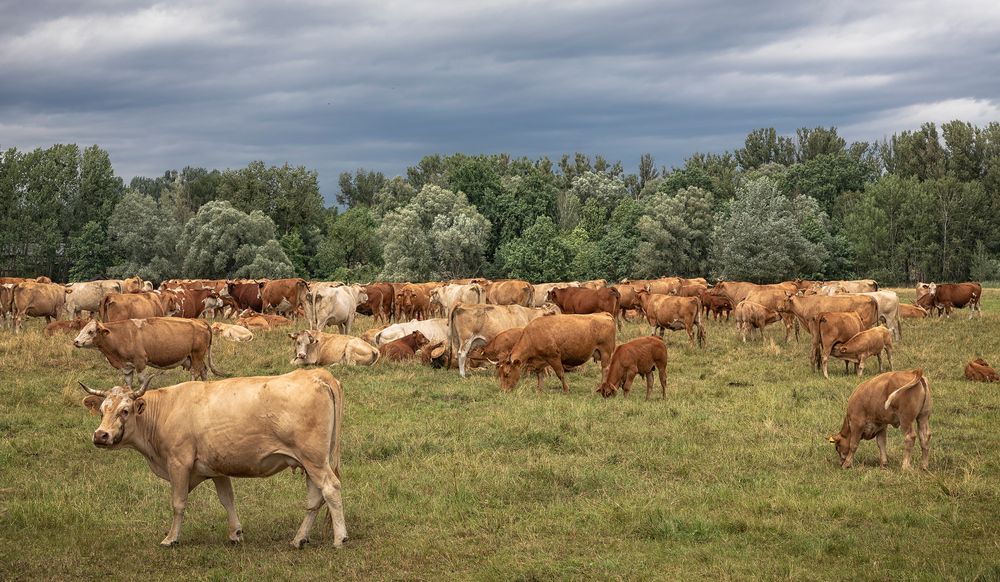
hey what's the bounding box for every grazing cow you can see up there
[714,281,798,306]
[261,278,308,318]
[596,336,668,399]
[226,280,267,313]
[430,283,484,317]
[210,322,254,342]
[289,330,380,366]
[498,313,616,393]
[79,368,346,547]
[465,327,525,370]
[65,280,123,318]
[379,331,429,361]
[73,318,227,387]
[832,326,894,377]
[531,282,580,308]
[700,289,733,321]
[815,311,867,378]
[926,282,983,318]
[374,318,449,346]
[305,284,367,333]
[449,303,556,376]
[358,283,394,324]
[12,282,73,332]
[636,291,705,347]
[828,369,932,470]
[546,286,620,329]
[743,288,798,342]
[734,300,783,342]
[100,291,179,322]
[914,292,940,316]
[965,358,999,382]
[899,304,928,319]
[0,283,14,329]
[45,318,90,336]
[395,283,431,321]
[484,280,533,306]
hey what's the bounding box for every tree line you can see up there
[3,121,999,284]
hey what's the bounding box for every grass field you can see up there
[2,288,999,581]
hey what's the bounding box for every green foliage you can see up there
[371,177,417,218]
[68,221,113,281]
[496,216,573,282]
[315,207,383,280]
[795,126,846,162]
[782,153,873,212]
[736,128,796,169]
[216,161,326,236]
[176,200,292,279]
[106,189,181,282]
[970,242,1000,282]
[338,169,387,208]
[569,171,628,207]
[597,198,641,281]
[635,186,715,277]
[279,231,309,277]
[234,239,297,279]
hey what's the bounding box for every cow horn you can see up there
[78,382,107,397]
[132,372,161,398]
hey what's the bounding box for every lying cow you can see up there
[828,369,932,470]
[289,330,380,366]
[964,358,999,382]
[498,313,616,393]
[79,368,347,547]
[373,318,449,346]
[45,318,90,336]
[596,336,668,399]
[734,300,782,343]
[379,331,429,362]
[74,318,227,387]
[238,309,292,327]
[211,322,254,342]
[899,304,928,319]
[832,325,894,377]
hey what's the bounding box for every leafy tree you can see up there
[883,123,946,180]
[569,171,628,206]
[216,161,326,236]
[76,145,124,228]
[279,231,309,276]
[684,152,740,202]
[378,185,491,280]
[106,189,181,282]
[597,198,641,281]
[941,120,983,181]
[736,128,796,169]
[496,216,573,281]
[782,153,872,212]
[371,177,417,218]
[315,207,383,280]
[234,240,297,279]
[176,200,292,279]
[578,197,608,240]
[555,191,582,232]
[795,126,846,162]
[634,186,715,277]
[337,168,387,208]
[68,221,113,281]
[406,155,448,189]
[970,241,1000,282]
[562,227,602,280]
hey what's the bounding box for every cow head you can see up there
[73,320,108,348]
[596,379,618,398]
[408,330,430,349]
[497,356,522,392]
[288,330,318,364]
[80,375,154,448]
[827,433,849,464]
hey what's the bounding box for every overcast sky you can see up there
[2,0,999,204]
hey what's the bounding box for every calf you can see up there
[211,322,254,342]
[596,336,668,399]
[828,369,932,470]
[238,310,291,327]
[700,290,732,321]
[815,311,867,379]
[45,318,90,336]
[832,325,894,377]
[379,331,429,362]
[236,315,271,331]
[965,358,999,382]
[734,300,782,342]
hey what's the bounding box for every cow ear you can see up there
[134,398,146,416]
[287,333,297,339]
[99,325,111,335]
[82,395,103,415]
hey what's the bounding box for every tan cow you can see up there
[828,369,932,470]
[734,300,783,343]
[74,318,226,387]
[832,326,894,377]
[820,279,879,294]
[12,282,73,332]
[449,303,556,376]
[777,293,878,341]
[596,336,668,399]
[815,311,867,378]
[636,291,705,347]
[374,318,449,345]
[964,358,999,382]
[236,315,271,331]
[0,283,14,329]
[644,277,683,295]
[498,313,616,393]
[45,318,91,336]
[484,280,533,306]
[289,330,379,366]
[101,291,179,322]
[211,322,254,342]
[79,368,347,547]
[899,304,928,319]
[743,288,798,342]
[261,278,308,317]
[121,276,145,293]
[430,283,484,317]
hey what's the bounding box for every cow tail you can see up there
[206,328,231,377]
[316,373,345,478]
[448,305,461,359]
[885,369,925,410]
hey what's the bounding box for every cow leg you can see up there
[550,361,569,393]
[875,430,888,468]
[900,419,917,470]
[292,476,326,548]
[917,413,932,470]
[886,347,893,371]
[657,364,667,399]
[536,370,545,393]
[213,477,243,543]
[842,431,862,469]
[857,359,865,377]
[161,468,192,546]
[457,339,476,378]
[644,372,654,400]
[296,465,347,547]
[821,352,830,379]
[876,352,883,373]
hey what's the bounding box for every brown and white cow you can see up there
[924,282,983,318]
[448,303,556,376]
[832,325,894,377]
[210,322,254,342]
[12,282,73,332]
[964,358,999,382]
[484,280,533,307]
[498,313,616,393]
[78,368,347,547]
[596,336,668,399]
[289,330,380,366]
[173,287,224,319]
[73,318,226,387]
[828,369,931,470]
[261,278,308,318]
[636,291,705,347]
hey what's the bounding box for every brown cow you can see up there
[174,287,223,319]
[12,282,73,332]
[237,309,291,327]
[226,280,266,312]
[828,369,932,470]
[379,331,429,362]
[0,283,14,329]
[636,291,705,347]
[498,313,616,393]
[926,282,983,318]
[73,318,227,387]
[672,284,708,298]
[899,304,928,319]
[965,358,999,382]
[644,277,683,295]
[358,283,394,323]
[778,293,878,340]
[596,336,668,399]
[101,291,178,322]
[580,279,607,290]
[611,283,643,321]
[466,327,525,370]
[394,283,430,321]
[547,287,620,328]
[700,289,733,321]
[236,315,271,331]
[261,278,308,317]
[45,318,90,336]
[815,311,867,378]
[484,280,533,306]
[733,300,782,343]
[833,326,894,377]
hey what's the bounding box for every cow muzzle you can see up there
[92,429,120,447]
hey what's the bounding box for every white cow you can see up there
[373,318,449,346]
[65,280,123,318]
[530,282,580,307]
[305,284,367,334]
[429,283,484,317]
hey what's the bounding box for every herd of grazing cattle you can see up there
[0,272,992,548]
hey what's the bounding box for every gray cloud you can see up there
[1,0,998,202]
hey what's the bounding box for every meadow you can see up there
[1,288,999,581]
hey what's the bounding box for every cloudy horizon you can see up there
[2,0,999,203]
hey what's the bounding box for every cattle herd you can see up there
[0,273,991,548]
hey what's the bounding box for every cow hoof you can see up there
[229,530,244,544]
[160,540,178,548]
[292,538,309,549]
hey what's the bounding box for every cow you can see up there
[595,336,668,399]
[914,291,940,316]
[261,278,308,318]
[12,282,73,332]
[532,282,580,307]
[236,315,271,331]
[174,287,224,319]
[101,291,179,322]
[644,277,683,295]
[700,289,733,321]
[820,279,879,294]
[227,280,267,313]
[78,368,347,547]
[448,303,556,377]
[289,329,380,366]
[65,280,123,319]
[714,281,798,306]
[733,300,783,343]
[672,284,708,298]
[121,276,145,293]
[925,282,983,318]
[636,291,705,347]
[611,283,643,321]
[777,293,878,342]
[374,318,449,346]
[498,313,616,393]
[484,280,533,307]
[465,327,524,371]
[430,283,484,318]
[73,318,227,387]
[965,358,999,382]
[580,279,607,290]
[899,304,928,319]
[237,310,291,328]
[828,369,932,470]
[379,331,430,362]
[305,284,367,333]
[358,283,394,324]
[857,291,902,340]
[395,283,431,321]
[743,288,798,342]
[546,286,621,329]
[45,318,90,336]
[815,311,867,378]
[211,322,254,342]
[832,326,894,377]
[0,283,14,329]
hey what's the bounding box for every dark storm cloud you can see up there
[1,0,999,202]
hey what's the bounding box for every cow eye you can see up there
[121,409,129,418]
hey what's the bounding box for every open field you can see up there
[1,288,999,581]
